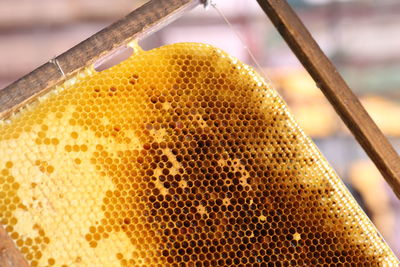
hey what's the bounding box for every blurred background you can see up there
[1,0,399,257]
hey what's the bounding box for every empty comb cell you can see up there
[0,43,398,266]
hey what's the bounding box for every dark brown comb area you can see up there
[0,43,397,266]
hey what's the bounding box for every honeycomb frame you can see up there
[0,42,398,266]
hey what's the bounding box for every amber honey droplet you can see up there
[0,42,397,266]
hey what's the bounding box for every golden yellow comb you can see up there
[0,42,398,266]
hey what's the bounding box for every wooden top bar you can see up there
[0,0,201,119]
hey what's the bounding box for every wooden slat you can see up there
[0,225,29,267]
[0,0,201,119]
[256,0,400,199]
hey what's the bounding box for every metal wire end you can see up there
[202,0,212,10]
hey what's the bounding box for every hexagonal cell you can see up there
[0,43,397,266]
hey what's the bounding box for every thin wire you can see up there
[50,58,66,78]
[210,2,273,85]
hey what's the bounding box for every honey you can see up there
[0,43,398,266]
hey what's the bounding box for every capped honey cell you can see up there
[0,43,398,266]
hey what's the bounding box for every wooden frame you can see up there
[0,0,200,119]
[1,0,399,265]
[257,0,400,199]
[0,226,29,267]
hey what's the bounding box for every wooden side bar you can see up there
[0,225,30,267]
[257,0,400,199]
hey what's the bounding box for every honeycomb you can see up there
[0,42,398,266]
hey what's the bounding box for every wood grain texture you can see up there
[257,0,400,199]
[0,225,29,267]
[0,0,201,119]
